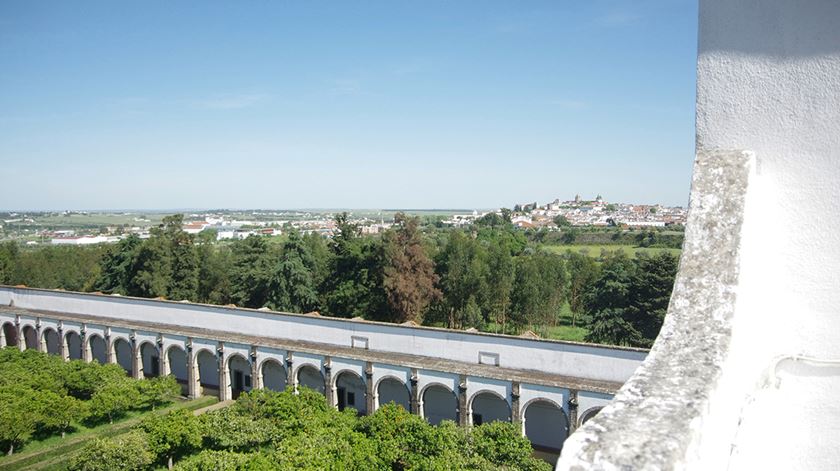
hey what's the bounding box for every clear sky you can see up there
[0,1,698,211]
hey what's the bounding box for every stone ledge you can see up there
[557,150,754,470]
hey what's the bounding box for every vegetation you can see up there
[0,349,182,455]
[0,213,680,347]
[65,388,551,471]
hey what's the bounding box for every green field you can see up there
[543,244,682,258]
[0,396,217,471]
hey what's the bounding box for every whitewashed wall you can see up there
[695,1,840,470]
[0,286,645,384]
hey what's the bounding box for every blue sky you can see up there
[0,1,698,210]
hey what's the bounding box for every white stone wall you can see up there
[695,1,840,470]
[0,287,644,384]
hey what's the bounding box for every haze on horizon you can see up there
[0,1,697,211]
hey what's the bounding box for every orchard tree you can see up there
[37,391,88,438]
[88,378,140,424]
[69,431,155,471]
[0,386,42,455]
[139,409,203,469]
[137,375,181,411]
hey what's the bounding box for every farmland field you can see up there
[543,244,682,258]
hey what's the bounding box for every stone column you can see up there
[58,327,68,361]
[250,346,262,390]
[156,337,165,377]
[186,339,198,399]
[568,389,579,434]
[409,368,420,416]
[131,334,143,379]
[105,328,115,364]
[37,325,46,353]
[458,375,469,427]
[323,356,334,407]
[217,343,229,401]
[510,381,522,427]
[81,329,92,363]
[285,351,296,391]
[15,321,24,351]
[365,362,375,415]
[0,327,6,348]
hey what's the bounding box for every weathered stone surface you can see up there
[557,150,753,470]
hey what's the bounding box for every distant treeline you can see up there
[0,213,678,347]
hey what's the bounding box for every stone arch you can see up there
[21,325,38,350]
[375,376,410,411]
[296,364,324,394]
[1,322,18,348]
[523,398,569,453]
[65,330,83,360]
[112,337,133,374]
[165,344,190,395]
[139,341,160,377]
[579,406,603,426]
[469,390,511,426]
[421,383,459,425]
[334,370,366,414]
[196,348,220,397]
[226,353,251,399]
[42,328,61,355]
[260,358,287,392]
[88,334,108,363]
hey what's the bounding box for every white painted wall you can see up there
[692,1,840,470]
[0,287,644,384]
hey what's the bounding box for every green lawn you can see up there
[0,396,217,471]
[543,244,681,258]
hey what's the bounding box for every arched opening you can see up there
[296,364,325,394]
[196,349,220,397]
[21,325,38,350]
[422,384,458,425]
[166,345,189,395]
[579,407,603,426]
[261,359,287,392]
[65,331,83,360]
[334,371,366,415]
[470,391,511,426]
[139,342,160,377]
[43,328,60,355]
[524,400,569,454]
[227,354,251,400]
[377,377,410,411]
[89,335,108,363]
[1,322,17,348]
[112,337,133,374]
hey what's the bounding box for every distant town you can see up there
[0,195,687,245]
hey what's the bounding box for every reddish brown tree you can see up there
[382,213,441,324]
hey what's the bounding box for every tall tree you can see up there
[583,253,642,346]
[484,241,515,333]
[322,213,386,319]
[435,231,488,329]
[381,213,441,324]
[627,252,678,345]
[269,230,320,313]
[164,215,199,302]
[564,251,600,327]
[94,235,142,294]
[229,236,275,309]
